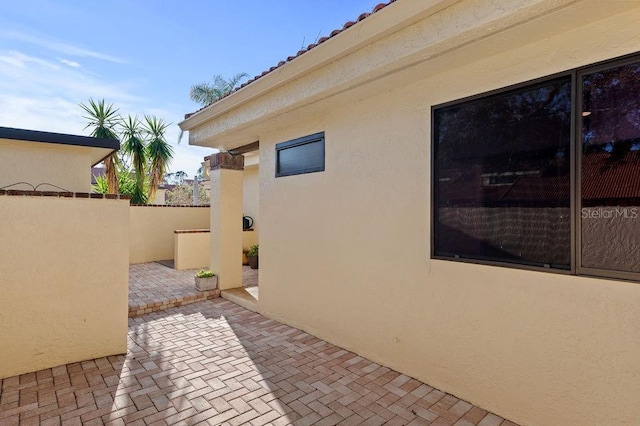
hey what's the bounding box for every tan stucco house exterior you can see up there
[0,126,118,193]
[180,1,640,424]
[0,127,129,379]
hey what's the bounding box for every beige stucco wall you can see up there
[252,6,640,426]
[242,230,257,251]
[150,188,167,205]
[243,165,259,244]
[129,206,210,264]
[0,139,91,193]
[210,168,244,290]
[174,231,210,270]
[0,195,129,378]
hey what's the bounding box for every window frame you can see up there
[275,132,325,178]
[575,55,640,283]
[430,52,640,283]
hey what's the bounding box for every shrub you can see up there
[196,269,215,278]
[247,245,259,257]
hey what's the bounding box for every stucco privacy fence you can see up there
[174,228,258,270]
[0,126,128,378]
[174,229,210,270]
[129,204,210,264]
[0,191,130,379]
[131,163,258,268]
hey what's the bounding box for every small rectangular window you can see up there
[275,132,325,177]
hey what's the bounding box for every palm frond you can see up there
[189,73,249,107]
[227,72,249,90]
[189,83,216,106]
[120,115,146,196]
[143,115,173,201]
[79,98,121,193]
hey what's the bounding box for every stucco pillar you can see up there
[207,152,244,290]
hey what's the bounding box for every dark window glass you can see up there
[581,62,640,273]
[433,77,572,268]
[276,132,325,177]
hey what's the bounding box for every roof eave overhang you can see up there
[179,0,632,151]
[91,147,119,166]
[178,0,456,135]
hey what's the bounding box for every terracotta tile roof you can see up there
[439,152,640,206]
[582,152,640,203]
[185,1,397,119]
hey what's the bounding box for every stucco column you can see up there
[207,152,244,290]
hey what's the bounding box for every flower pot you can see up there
[248,255,259,269]
[195,275,218,291]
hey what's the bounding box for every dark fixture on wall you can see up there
[243,216,254,230]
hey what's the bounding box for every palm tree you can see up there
[189,73,249,106]
[144,115,173,201]
[80,99,120,193]
[120,115,147,204]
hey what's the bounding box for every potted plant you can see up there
[242,248,250,265]
[194,269,218,291]
[247,244,259,269]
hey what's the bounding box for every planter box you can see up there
[248,255,259,269]
[195,275,218,291]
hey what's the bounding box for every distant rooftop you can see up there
[0,126,119,151]
[0,126,120,166]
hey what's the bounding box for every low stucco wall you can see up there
[252,5,640,426]
[0,193,129,378]
[0,139,91,193]
[129,205,210,264]
[174,230,210,270]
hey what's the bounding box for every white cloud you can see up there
[0,49,212,177]
[0,94,87,134]
[0,50,140,104]
[0,50,59,70]
[58,58,81,68]
[0,29,126,64]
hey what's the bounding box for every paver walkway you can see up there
[129,263,258,317]
[0,299,517,426]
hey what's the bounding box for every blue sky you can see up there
[0,0,380,176]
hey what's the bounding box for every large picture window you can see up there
[580,62,640,276]
[432,54,640,281]
[434,77,572,269]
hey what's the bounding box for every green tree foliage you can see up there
[144,115,174,201]
[83,98,174,204]
[93,165,147,203]
[165,182,210,206]
[120,115,147,204]
[80,99,120,193]
[164,171,188,185]
[189,73,249,106]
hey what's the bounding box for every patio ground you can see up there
[0,298,517,426]
[129,263,258,317]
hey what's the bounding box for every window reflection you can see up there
[434,78,572,268]
[581,63,640,273]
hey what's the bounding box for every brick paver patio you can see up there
[0,299,517,426]
[129,263,258,317]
